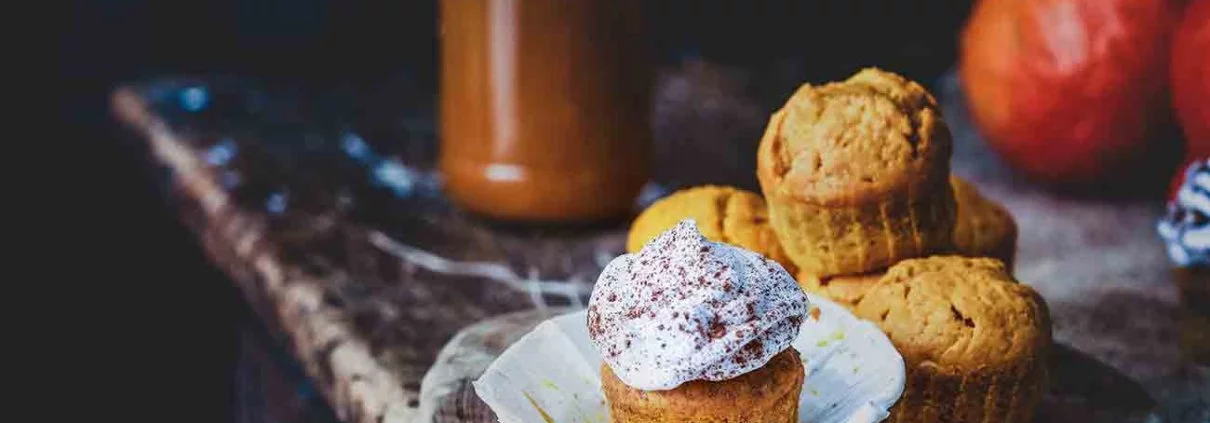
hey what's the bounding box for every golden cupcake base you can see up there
[601,349,803,423]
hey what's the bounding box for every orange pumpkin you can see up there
[960,0,1179,186]
[1172,0,1210,154]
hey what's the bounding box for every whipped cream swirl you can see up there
[1158,158,1210,267]
[587,219,808,391]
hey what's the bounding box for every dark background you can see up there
[59,1,970,420]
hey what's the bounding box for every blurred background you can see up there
[59,0,1205,421]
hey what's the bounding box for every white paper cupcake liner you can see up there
[473,294,905,423]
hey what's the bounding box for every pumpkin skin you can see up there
[960,0,1179,186]
[1172,0,1210,156]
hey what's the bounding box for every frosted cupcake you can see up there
[589,219,809,422]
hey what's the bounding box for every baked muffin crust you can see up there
[853,256,1051,423]
[627,185,796,274]
[951,176,1018,268]
[796,270,883,309]
[762,68,952,206]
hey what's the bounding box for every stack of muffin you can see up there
[626,68,1051,423]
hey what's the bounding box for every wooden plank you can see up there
[112,64,1208,423]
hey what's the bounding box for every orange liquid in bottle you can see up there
[439,0,652,222]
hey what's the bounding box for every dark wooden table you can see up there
[229,294,341,423]
[112,62,1208,423]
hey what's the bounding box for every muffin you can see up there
[951,175,1018,268]
[796,177,1017,309]
[795,270,883,309]
[852,256,1052,423]
[627,185,796,274]
[589,220,809,422]
[757,67,956,276]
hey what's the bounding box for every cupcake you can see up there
[951,175,1018,268]
[852,256,1051,423]
[1156,158,1210,363]
[756,67,956,276]
[589,219,809,422]
[626,185,796,274]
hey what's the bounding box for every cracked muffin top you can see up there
[757,67,952,206]
[626,185,796,275]
[852,256,1051,369]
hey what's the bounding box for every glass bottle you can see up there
[439,0,651,222]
